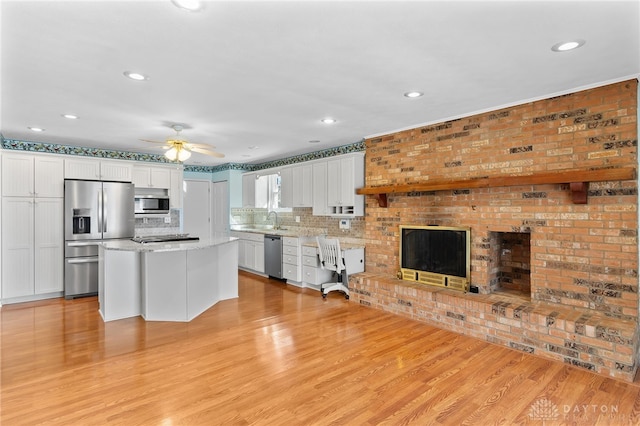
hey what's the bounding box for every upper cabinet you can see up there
[169,166,184,209]
[2,153,64,198]
[132,164,171,189]
[281,164,312,208]
[323,153,365,216]
[242,172,272,208]
[65,157,133,182]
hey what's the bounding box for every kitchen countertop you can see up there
[230,226,316,237]
[301,241,365,250]
[100,235,238,253]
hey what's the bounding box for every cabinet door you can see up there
[338,156,356,206]
[292,164,313,207]
[312,161,329,215]
[170,167,183,209]
[150,167,171,189]
[35,156,64,197]
[237,239,248,268]
[326,158,341,207]
[2,154,34,197]
[242,173,256,207]
[65,158,101,180]
[132,167,150,187]
[1,198,34,298]
[100,161,133,182]
[34,198,64,293]
[279,168,293,208]
[254,241,265,273]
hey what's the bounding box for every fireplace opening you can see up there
[489,231,531,299]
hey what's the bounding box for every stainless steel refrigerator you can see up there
[64,179,135,298]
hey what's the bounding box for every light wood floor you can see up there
[2,271,640,425]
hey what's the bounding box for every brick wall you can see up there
[352,80,639,381]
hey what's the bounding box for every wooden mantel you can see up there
[356,167,637,207]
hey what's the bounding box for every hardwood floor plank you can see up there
[2,271,640,424]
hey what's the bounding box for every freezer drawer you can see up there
[64,256,98,298]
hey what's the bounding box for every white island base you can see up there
[99,238,238,322]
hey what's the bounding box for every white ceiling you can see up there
[1,0,638,166]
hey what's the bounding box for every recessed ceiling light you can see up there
[404,91,424,98]
[123,71,149,81]
[551,40,585,52]
[62,114,78,119]
[28,127,44,132]
[309,140,321,144]
[248,145,259,150]
[171,0,204,11]
[321,118,336,124]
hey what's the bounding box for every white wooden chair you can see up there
[316,236,349,299]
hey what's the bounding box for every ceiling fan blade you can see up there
[190,147,225,158]
[185,142,217,150]
[140,138,168,144]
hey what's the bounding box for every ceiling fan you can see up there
[141,125,224,162]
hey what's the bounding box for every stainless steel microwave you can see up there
[134,195,170,214]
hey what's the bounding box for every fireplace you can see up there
[488,231,531,299]
[399,225,470,292]
[350,80,638,381]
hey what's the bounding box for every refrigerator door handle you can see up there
[97,189,103,233]
[67,258,99,264]
[102,189,107,233]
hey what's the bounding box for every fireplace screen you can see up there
[399,225,470,291]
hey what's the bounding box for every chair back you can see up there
[316,237,345,273]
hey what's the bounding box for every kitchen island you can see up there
[98,235,238,322]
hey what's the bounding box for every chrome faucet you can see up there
[267,211,279,229]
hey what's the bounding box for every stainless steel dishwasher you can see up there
[264,234,283,279]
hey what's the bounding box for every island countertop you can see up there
[100,235,238,253]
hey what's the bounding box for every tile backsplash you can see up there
[134,209,180,236]
[231,207,365,243]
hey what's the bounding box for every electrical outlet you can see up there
[295,216,300,223]
[143,217,148,224]
[164,216,171,224]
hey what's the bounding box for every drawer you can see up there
[302,245,318,257]
[283,265,300,281]
[302,254,319,267]
[283,245,298,256]
[283,254,299,266]
[302,265,333,285]
[283,236,299,247]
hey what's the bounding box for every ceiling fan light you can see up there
[171,0,203,12]
[164,147,178,161]
[177,148,191,162]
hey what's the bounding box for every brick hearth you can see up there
[352,80,639,381]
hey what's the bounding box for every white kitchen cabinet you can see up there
[242,173,256,207]
[231,231,265,274]
[302,245,332,287]
[2,153,64,198]
[282,236,302,283]
[325,154,365,216]
[132,164,171,189]
[64,157,132,182]
[312,161,329,216]
[279,168,293,208]
[292,164,313,207]
[1,197,63,300]
[169,166,183,208]
[280,164,312,208]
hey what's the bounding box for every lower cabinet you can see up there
[1,197,64,301]
[231,231,265,274]
[302,245,333,286]
[282,236,301,282]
